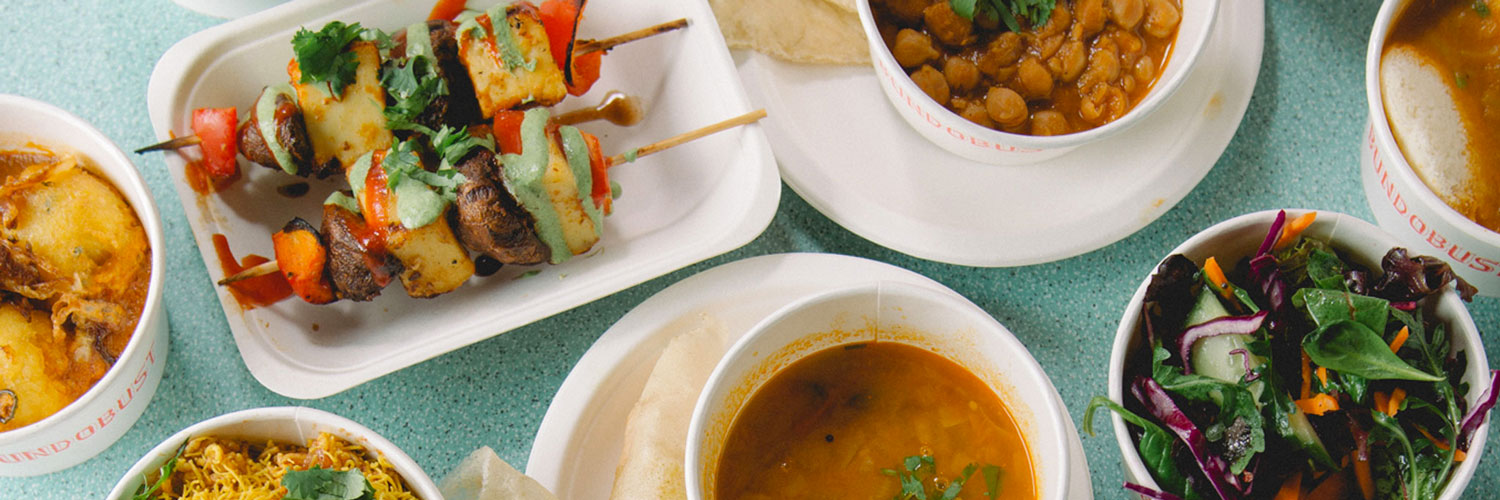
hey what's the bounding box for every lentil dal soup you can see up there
[714,342,1036,500]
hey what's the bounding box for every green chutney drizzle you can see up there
[501,108,572,263]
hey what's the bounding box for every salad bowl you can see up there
[1103,210,1494,500]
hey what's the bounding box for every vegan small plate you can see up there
[0,95,169,477]
[855,0,1219,165]
[688,281,1075,500]
[143,0,778,398]
[1102,210,1495,500]
[107,407,441,499]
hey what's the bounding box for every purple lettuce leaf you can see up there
[1458,369,1499,451]
[1371,248,1479,302]
[1145,254,1202,362]
[1132,377,1244,500]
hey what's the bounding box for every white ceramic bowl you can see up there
[0,95,169,477]
[1360,0,1500,297]
[107,407,442,499]
[1108,210,1492,499]
[855,0,1220,165]
[686,282,1072,500]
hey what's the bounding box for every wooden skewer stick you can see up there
[214,108,767,287]
[574,18,689,55]
[218,260,280,286]
[134,135,201,154]
[609,108,766,166]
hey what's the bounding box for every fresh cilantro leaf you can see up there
[951,0,978,19]
[983,465,1003,500]
[363,27,396,53]
[431,126,496,169]
[383,137,468,203]
[1456,72,1470,89]
[281,466,375,500]
[954,0,1054,30]
[292,21,367,99]
[380,55,448,132]
[1476,0,1491,17]
[133,439,188,500]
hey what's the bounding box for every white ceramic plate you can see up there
[144,0,779,398]
[526,253,1093,499]
[737,0,1264,267]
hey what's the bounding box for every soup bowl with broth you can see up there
[1361,0,1500,296]
[686,282,1073,500]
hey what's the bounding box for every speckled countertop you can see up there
[0,0,1496,498]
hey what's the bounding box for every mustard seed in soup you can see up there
[714,342,1036,500]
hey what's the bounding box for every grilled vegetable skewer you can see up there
[218,109,767,304]
[136,8,686,182]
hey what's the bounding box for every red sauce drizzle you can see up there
[212,233,292,309]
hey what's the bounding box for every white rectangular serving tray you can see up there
[146,0,779,399]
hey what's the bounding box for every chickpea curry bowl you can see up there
[856,0,1219,164]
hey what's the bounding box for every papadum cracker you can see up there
[711,0,869,65]
[609,313,728,499]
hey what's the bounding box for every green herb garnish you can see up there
[1475,1,1491,17]
[282,466,376,500]
[883,454,991,500]
[431,126,496,170]
[292,21,368,99]
[949,0,1055,33]
[132,440,188,500]
[1456,72,1470,90]
[383,138,468,202]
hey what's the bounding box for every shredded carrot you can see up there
[1275,212,1319,251]
[1275,471,1303,500]
[1316,366,1329,387]
[1204,256,1233,299]
[1352,451,1375,500]
[1301,352,1313,400]
[1387,387,1407,417]
[1457,449,1468,462]
[1306,470,1352,500]
[1374,392,1390,416]
[1390,326,1410,354]
[1296,393,1341,416]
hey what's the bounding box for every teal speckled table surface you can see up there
[1,0,1496,498]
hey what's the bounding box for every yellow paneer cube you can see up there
[541,136,599,257]
[387,215,475,298]
[289,41,394,172]
[458,6,568,118]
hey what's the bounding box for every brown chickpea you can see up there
[1031,110,1070,135]
[1048,40,1088,83]
[1016,57,1054,99]
[1080,84,1128,124]
[879,0,932,25]
[1033,32,1066,60]
[985,87,1028,128]
[910,64,951,105]
[1121,74,1138,94]
[1108,0,1145,30]
[1144,0,1181,38]
[943,57,981,92]
[923,1,975,47]
[893,29,940,68]
[1080,48,1121,90]
[977,32,1025,77]
[1073,0,1107,38]
[1132,55,1156,85]
[956,97,996,128]
[1110,30,1145,57]
[1035,3,1072,38]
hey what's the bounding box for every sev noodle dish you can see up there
[132,432,419,500]
[0,146,150,432]
[1381,0,1500,232]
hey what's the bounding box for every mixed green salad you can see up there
[1085,211,1498,500]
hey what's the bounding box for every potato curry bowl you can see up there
[0,95,167,476]
[857,0,1219,164]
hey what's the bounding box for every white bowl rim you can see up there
[854,0,1222,149]
[1363,0,1500,247]
[105,406,441,499]
[1106,209,1491,498]
[685,281,1072,500]
[0,94,167,443]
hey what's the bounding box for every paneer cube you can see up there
[289,41,394,171]
[457,5,568,118]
